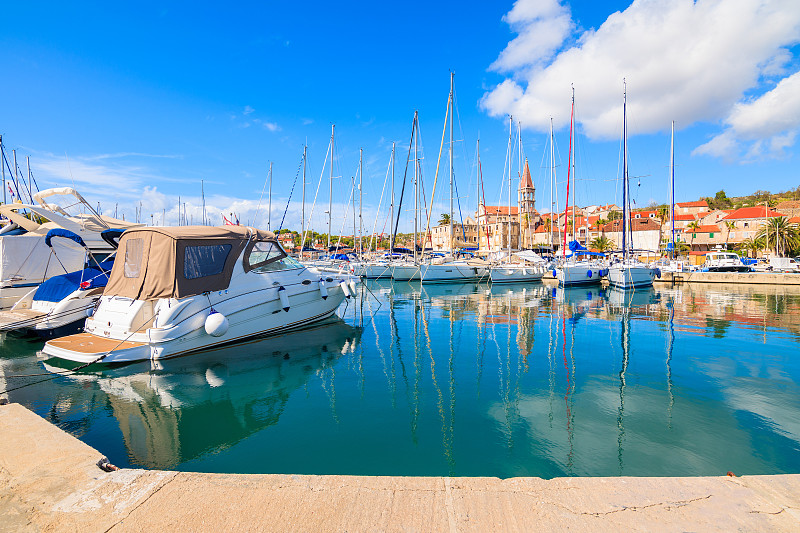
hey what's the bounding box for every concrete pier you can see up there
[655,271,800,285]
[1,403,799,532]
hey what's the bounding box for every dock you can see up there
[2,402,798,532]
[654,271,800,285]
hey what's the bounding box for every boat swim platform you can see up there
[0,309,45,330]
[1,403,798,532]
[45,332,146,354]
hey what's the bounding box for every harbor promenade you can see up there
[2,402,798,532]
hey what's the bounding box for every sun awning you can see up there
[103,226,276,301]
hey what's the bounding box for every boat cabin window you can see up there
[184,244,233,279]
[124,238,144,278]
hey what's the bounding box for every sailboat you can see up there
[390,112,423,281]
[417,72,487,283]
[556,88,606,287]
[607,80,657,289]
[489,119,546,283]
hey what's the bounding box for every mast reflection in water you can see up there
[2,280,800,478]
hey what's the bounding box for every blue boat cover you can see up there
[33,266,112,303]
[44,228,86,249]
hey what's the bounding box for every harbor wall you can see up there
[1,402,798,532]
[655,271,800,285]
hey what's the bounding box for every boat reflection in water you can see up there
[41,318,360,470]
[6,279,800,478]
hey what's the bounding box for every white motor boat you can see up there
[41,226,357,364]
[0,187,140,310]
[607,259,657,289]
[700,252,751,272]
[0,229,117,338]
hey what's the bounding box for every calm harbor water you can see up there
[2,280,799,478]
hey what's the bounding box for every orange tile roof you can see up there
[676,200,709,208]
[482,206,519,215]
[722,207,784,220]
[674,213,697,221]
[684,224,721,233]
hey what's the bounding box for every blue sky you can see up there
[2,0,799,234]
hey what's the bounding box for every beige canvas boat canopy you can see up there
[104,226,277,301]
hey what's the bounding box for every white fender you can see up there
[318,280,328,300]
[278,286,290,312]
[204,311,229,337]
[348,280,358,295]
[340,280,351,299]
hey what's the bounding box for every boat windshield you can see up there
[244,241,303,273]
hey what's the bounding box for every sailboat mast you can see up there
[622,79,628,260]
[476,138,481,254]
[669,121,675,260]
[359,148,363,257]
[328,124,335,251]
[390,142,395,251]
[414,113,419,263]
[201,179,206,226]
[549,118,555,252]
[0,136,5,206]
[562,90,574,258]
[302,144,307,257]
[267,161,273,232]
[507,115,513,260]
[571,87,576,244]
[449,72,454,254]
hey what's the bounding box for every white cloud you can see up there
[490,0,573,74]
[243,105,255,116]
[482,0,800,151]
[694,69,800,160]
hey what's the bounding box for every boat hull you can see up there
[391,263,421,281]
[490,264,544,283]
[419,262,485,283]
[41,277,352,364]
[607,264,656,289]
[557,263,604,286]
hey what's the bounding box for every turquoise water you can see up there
[2,281,799,478]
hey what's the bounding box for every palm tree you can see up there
[756,216,800,257]
[656,205,669,253]
[738,236,763,259]
[438,213,450,226]
[590,235,614,252]
[686,220,700,251]
[723,221,736,250]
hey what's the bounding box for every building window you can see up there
[709,233,714,238]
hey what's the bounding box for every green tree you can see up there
[756,217,800,256]
[738,236,763,258]
[438,213,450,226]
[686,220,700,250]
[590,235,614,252]
[723,221,736,250]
